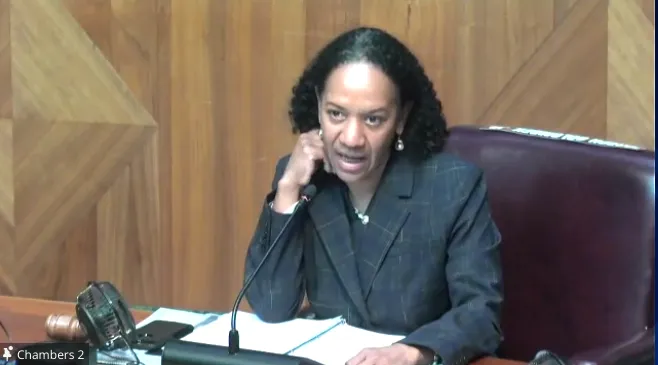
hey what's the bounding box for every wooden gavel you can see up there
[45,314,88,342]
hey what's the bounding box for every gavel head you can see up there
[45,314,88,342]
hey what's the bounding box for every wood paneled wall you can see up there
[0,0,653,312]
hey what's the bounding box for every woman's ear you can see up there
[396,102,413,135]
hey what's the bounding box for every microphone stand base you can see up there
[162,339,324,365]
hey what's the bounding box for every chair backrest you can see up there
[443,125,655,361]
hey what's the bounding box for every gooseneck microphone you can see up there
[228,184,317,354]
[162,184,322,365]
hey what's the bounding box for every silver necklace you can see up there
[354,208,369,225]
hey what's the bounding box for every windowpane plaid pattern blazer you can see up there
[244,152,504,365]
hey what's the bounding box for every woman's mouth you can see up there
[335,152,367,174]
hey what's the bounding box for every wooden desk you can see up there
[0,295,151,343]
[0,296,524,365]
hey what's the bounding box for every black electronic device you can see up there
[75,281,137,351]
[161,339,322,365]
[42,281,194,364]
[132,320,195,354]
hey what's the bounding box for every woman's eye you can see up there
[365,116,383,125]
[328,110,344,120]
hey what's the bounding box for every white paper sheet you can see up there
[181,311,345,355]
[289,323,404,365]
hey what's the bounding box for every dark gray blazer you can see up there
[244,151,503,365]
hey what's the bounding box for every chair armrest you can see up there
[569,328,654,365]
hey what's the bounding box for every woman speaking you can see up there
[243,27,504,365]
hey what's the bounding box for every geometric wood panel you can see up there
[607,0,655,148]
[1,0,652,314]
[476,0,608,138]
[63,0,172,307]
[0,0,156,298]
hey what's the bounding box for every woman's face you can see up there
[318,62,409,185]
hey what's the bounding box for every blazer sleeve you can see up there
[243,155,307,323]
[398,167,504,365]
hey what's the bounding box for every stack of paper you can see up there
[181,310,405,365]
[288,322,405,364]
[98,308,405,365]
[182,311,346,354]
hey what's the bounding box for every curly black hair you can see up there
[288,26,448,163]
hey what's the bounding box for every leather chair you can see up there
[443,125,655,365]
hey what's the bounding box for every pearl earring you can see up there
[395,136,404,151]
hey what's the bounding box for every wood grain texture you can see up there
[607,0,655,148]
[0,0,156,300]
[0,0,653,320]
[476,0,608,138]
[0,0,11,118]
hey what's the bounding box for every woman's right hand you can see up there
[273,129,327,212]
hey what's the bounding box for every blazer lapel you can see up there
[308,181,370,323]
[361,155,414,300]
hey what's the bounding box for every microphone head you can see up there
[301,184,317,200]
